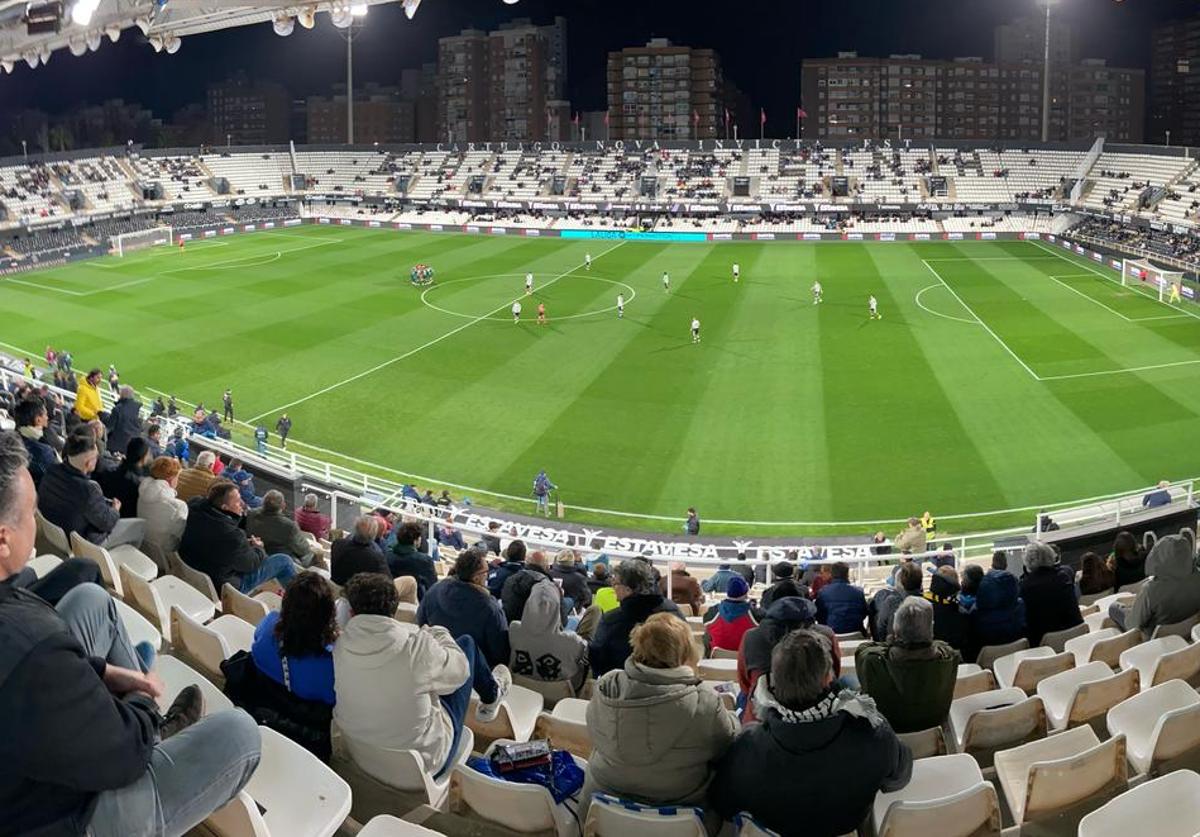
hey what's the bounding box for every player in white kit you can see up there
[512,300,522,323]
[662,271,670,292]
[812,281,823,304]
[732,262,740,283]
[585,253,592,270]
[525,273,533,295]
[616,293,625,318]
[691,317,701,343]
[869,295,880,320]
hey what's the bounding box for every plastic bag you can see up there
[468,750,585,804]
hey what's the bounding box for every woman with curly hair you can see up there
[250,571,338,705]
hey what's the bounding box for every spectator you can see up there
[816,561,869,635]
[73,368,103,422]
[330,516,389,586]
[334,573,510,784]
[486,539,527,598]
[760,561,808,610]
[1109,531,1146,591]
[38,433,144,548]
[701,563,739,595]
[294,493,331,541]
[581,612,737,826]
[435,519,466,551]
[711,629,912,836]
[869,561,923,641]
[138,455,188,555]
[97,437,150,519]
[893,517,926,554]
[223,460,261,511]
[1110,529,1200,637]
[705,576,756,653]
[737,597,842,724]
[247,490,317,568]
[808,562,833,598]
[590,559,683,676]
[971,553,1026,653]
[925,566,968,650]
[509,570,590,693]
[1078,551,1115,597]
[14,398,56,485]
[479,520,502,555]
[145,424,164,459]
[684,507,700,536]
[104,386,142,456]
[590,564,620,613]
[274,414,291,448]
[1142,480,1172,509]
[419,549,510,669]
[250,571,337,705]
[549,549,592,611]
[501,550,565,625]
[179,481,298,594]
[732,553,756,587]
[659,560,704,615]
[175,450,218,502]
[855,597,960,733]
[0,431,261,835]
[388,522,438,599]
[1019,543,1082,646]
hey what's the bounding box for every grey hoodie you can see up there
[1127,528,1200,636]
[508,578,590,690]
[580,659,738,823]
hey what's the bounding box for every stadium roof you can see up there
[0,0,413,70]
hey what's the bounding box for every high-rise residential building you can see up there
[207,74,290,145]
[800,51,1142,143]
[1150,14,1200,146]
[401,63,438,143]
[436,19,569,142]
[306,83,415,145]
[606,38,725,141]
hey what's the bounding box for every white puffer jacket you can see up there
[137,477,188,554]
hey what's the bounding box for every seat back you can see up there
[168,551,220,605]
[222,583,271,627]
[1150,640,1200,688]
[71,531,122,597]
[583,794,706,837]
[976,638,1029,671]
[1041,623,1089,653]
[36,509,72,557]
[710,646,739,660]
[450,762,559,833]
[953,670,996,700]
[1077,770,1200,837]
[897,727,947,761]
[170,605,229,680]
[204,790,271,837]
[1089,630,1143,669]
[119,563,167,638]
[877,782,1001,837]
[513,673,576,709]
[1150,613,1200,641]
[341,723,472,808]
[962,697,1048,769]
[532,712,591,760]
[1022,734,1127,823]
[1013,652,1074,694]
[245,726,352,837]
[734,814,781,837]
[358,816,446,836]
[1069,668,1140,727]
[395,602,418,624]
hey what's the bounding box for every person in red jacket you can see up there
[705,576,757,652]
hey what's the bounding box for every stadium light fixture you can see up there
[68,35,87,55]
[330,6,353,27]
[164,33,180,53]
[86,29,102,50]
[104,21,120,42]
[23,50,39,68]
[351,2,368,16]
[297,5,316,27]
[38,44,51,64]
[70,0,99,27]
[402,0,420,18]
[148,33,163,50]
[502,0,520,5]
[1,58,15,74]
[272,13,295,36]
[135,15,152,34]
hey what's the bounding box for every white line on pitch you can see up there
[1040,358,1200,381]
[0,276,87,296]
[921,259,1043,381]
[914,284,978,325]
[923,256,1064,261]
[1045,275,1133,322]
[245,241,628,422]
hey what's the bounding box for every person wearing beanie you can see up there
[549,549,592,611]
[1018,542,1082,646]
[705,576,757,653]
[1110,528,1200,637]
[760,561,808,610]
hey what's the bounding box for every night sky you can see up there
[0,0,1192,134]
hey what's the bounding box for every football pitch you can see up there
[5,224,1200,534]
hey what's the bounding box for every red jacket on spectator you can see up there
[706,600,756,652]
[294,506,331,541]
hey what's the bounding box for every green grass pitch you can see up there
[5,225,1200,534]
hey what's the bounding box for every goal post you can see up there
[111,226,173,258]
[1122,258,1184,303]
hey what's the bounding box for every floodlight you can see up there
[70,0,99,27]
[68,35,87,55]
[402,0,420,18]
[351,2,368,16]
[0,58,12,73]
[23,50,39,68]
[163,33,180,53]
[38,44,51,64]
[86,29,101,49]
[135,15,151,34]
[148,33,163,51]
[272,14,294,36]
[104,21,120,42]
[297,5,316,27]
[330,7,353,27]
[502,0,519,5]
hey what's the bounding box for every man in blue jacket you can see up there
[14,398,56,485]
[419,548,510,668]
[816,561,869,635]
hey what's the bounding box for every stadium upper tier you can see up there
[1,140,1197,233]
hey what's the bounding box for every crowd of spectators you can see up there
[1068,217,1200,267]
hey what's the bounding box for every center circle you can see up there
[420,272,638,321]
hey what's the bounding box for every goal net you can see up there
[1122,258,1185,302]
[111,226,173,258]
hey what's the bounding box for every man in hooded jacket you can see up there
[508,576,589,692]
[1110,528,1200,636]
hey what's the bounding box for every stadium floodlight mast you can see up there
[1040,0,1057,144]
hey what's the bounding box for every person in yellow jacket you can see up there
[920,510,937,542]
[73,368,104,422]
